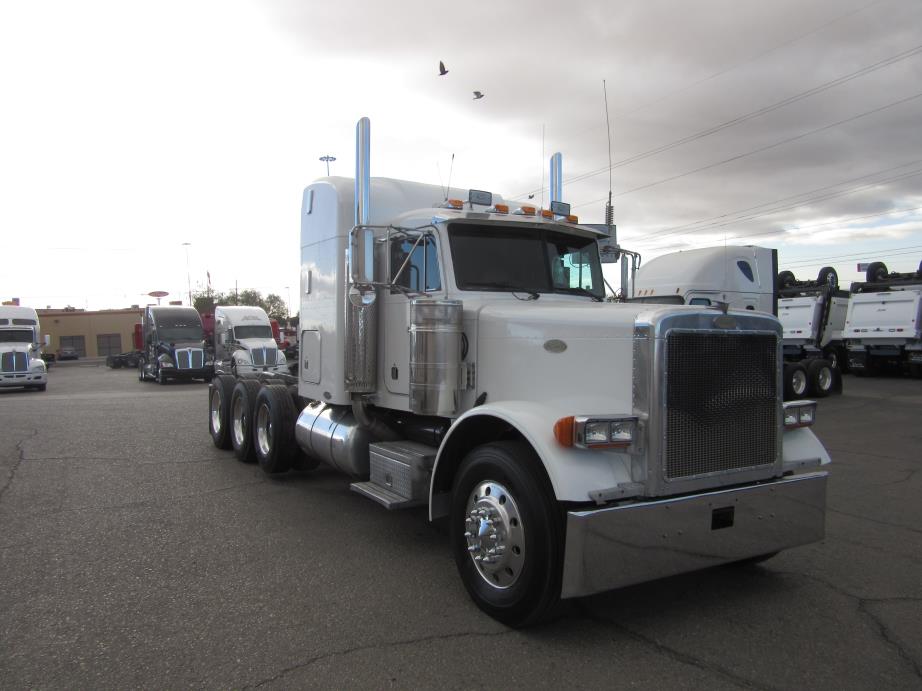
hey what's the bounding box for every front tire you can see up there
[230,379,262,462]
[253,385,297,475]
[209,375,236,450]
[450,441,562,628]
[156,367,167,385]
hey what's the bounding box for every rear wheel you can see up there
[807,359,834,398]
[253,385,297,475]
[138,359,147,382]
[230,379,262,462]
[783,363,808,400]
[450,441,562,628]
[866,261,888,283]
[817,266,838,288]
[777,270,796,290]
[209,375,236,450]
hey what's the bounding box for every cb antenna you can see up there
[603,79,614,230]
[444,153,455,201]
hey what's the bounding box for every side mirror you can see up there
[350,227,375,287]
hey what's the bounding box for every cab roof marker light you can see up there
[441,198,464,209]
[489,204,509,214]
[513,206,536,216]
[566,214,579,223]
[540,209,554,219]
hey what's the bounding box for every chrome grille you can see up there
[664,331,777,480]
[175,348,203,370]
[250,347,276,367]
[1,351,28,373]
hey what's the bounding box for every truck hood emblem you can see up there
[544,339,567,353]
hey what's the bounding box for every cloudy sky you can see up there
[1,0,920,311]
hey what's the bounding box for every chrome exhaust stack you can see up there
[345,116,377,393]
[549,152,562,207]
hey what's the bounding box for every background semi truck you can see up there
[845,260,922,377]
[0,304,48,391]
[632,246,842,399]
[138,306,213,384]
[212,305,288,377]
[206,118,830,626]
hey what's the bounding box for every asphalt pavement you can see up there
[1,361,920,689]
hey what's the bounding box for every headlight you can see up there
[554,415,639,450]
[783,401,817,429]
[236,352,251,364]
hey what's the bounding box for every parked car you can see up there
[57,346,79,361]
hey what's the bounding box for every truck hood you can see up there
[474,301,687,413]
[237,338,279,350]
[0,344,37,355]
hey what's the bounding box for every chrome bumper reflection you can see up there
[561,472,827,599]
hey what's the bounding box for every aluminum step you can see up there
[350,481,425,510]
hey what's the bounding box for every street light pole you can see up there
[320,155,336,176]
[182,242,192,306]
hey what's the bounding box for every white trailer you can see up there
[845,260,922,377]
[213,305,288,377]
[0,305,49,391]
[206,119,831,627]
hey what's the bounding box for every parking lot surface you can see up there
[1,363,921,689]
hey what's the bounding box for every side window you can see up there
[737,261,755,282]
[390,236,441,293]
[547,241,600,293]
[689,297,712,306]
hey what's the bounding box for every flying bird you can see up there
[528,194,535,199]
[439,61,448,76]
[473,91,484,100]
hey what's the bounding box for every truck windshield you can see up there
[0,329,34,343]
[233,325,272,339]
[155,316,203,342]
[448,223,604,299]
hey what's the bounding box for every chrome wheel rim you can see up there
[232,396,246,446]
[792,370,807,396]
[256,403,272,456]
[464,480,525,589]
[210,389,222,435]
[818,367,833,391]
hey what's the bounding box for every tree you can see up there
[264,294,288,323]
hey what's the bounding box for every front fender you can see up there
[428,400,635,520]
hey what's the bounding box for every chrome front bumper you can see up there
[561,472,828,599]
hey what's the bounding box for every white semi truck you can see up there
[845,260,922,377]
[206,119,831,626]
[0,305,49,392]
[632,246,842,400]
[212,305,288,377]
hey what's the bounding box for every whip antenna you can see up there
[603,79,614,229]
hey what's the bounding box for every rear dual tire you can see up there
[253,385,297,474]
[230,380,262,462]
[208,374,236,450]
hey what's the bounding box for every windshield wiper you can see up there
[556,286,604,302]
